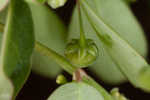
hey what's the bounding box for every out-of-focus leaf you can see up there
[0,24,3,32]
[27,1,67,78]
[69,0,147,84]
[0,7,7,25]
[0,0,34,99]
[47,82,104,100]
[0,1,67,78]
[37,0,47,4]
[80,0,150,92]
[123,0,136,3]
[0,0,9,12]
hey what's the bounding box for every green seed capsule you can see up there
[64,39,98,68]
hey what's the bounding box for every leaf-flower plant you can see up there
[0,0,150,100]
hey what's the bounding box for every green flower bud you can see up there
[47,0,67,9]
[56,74,67,85]
[111,88,128,100]
[64,39,98,68]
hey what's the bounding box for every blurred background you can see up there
[16,0,150,99]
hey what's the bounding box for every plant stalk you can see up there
[35,42,114,100]
[77,0,86,48]
[35,42,76,75]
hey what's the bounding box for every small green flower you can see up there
[47,0,67,9]
[56,74,67,85]
[64,39,98,68]
[111,88,128,100]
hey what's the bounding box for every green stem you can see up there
[1,16,113,99]
[36,38,114,100]
[72,69,114,100]
[35,42,76,75]
[77,0,86,48]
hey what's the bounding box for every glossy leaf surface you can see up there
[0,0,34,99]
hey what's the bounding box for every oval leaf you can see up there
[80,0,150,92]
[0,0,34,99]
[27,2,67,78]
[69,0,147,84]
[82,77,115,100]
[48,82,104,100]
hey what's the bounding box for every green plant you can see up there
[0,0,149,100]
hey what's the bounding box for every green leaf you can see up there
[80,0,150,92]
[37,0,47,4]
[0,1,67,78]
[0,0,34,99]
[0,24,3,32]
[0,7,7,25]
[123,0,136,3]
[82,77,115,100]
[47,82,104,100]
[68,0,147,84]
[27,1,67,78]
[0,32,2,40]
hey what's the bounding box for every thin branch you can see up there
[35,42,76,75]
[76,0,86,48]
